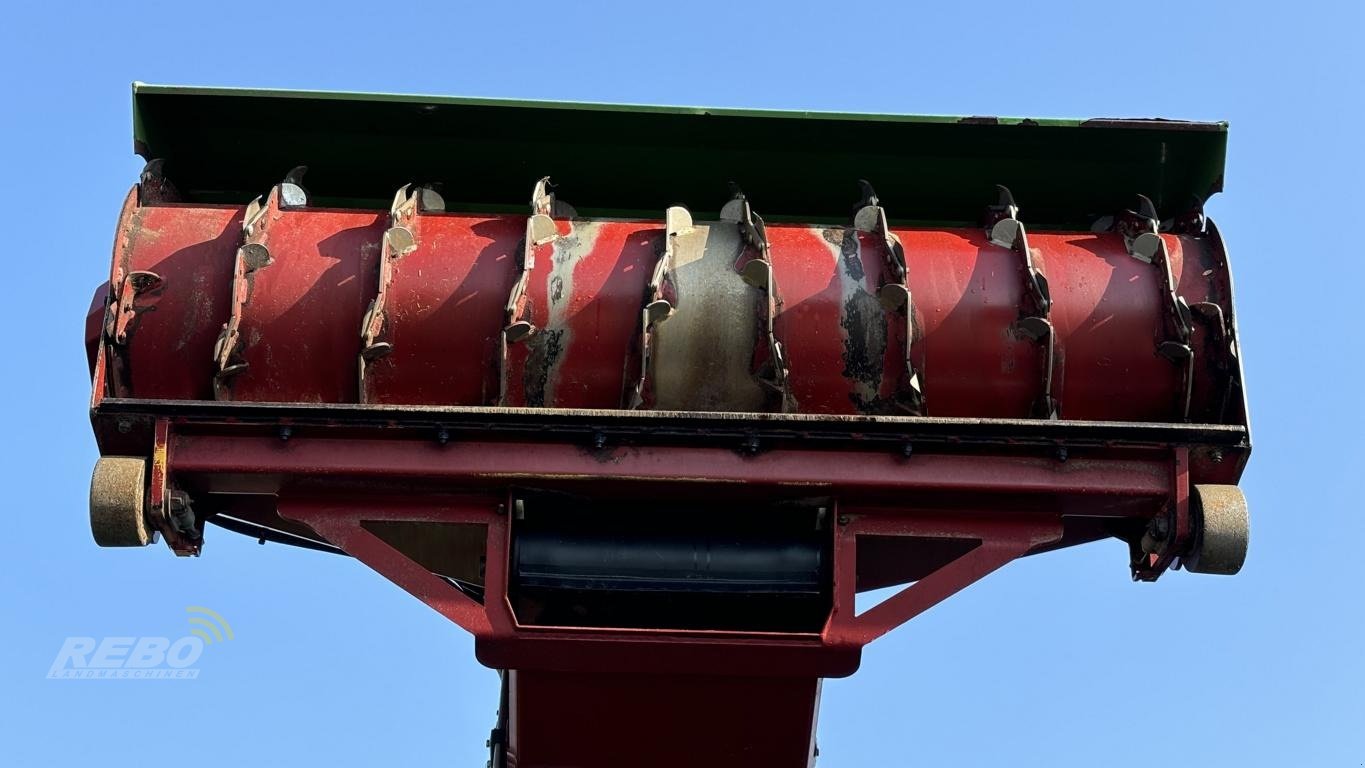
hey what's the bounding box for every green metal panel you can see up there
[131,82,1227,228]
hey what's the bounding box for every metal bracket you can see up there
[358,184,444,401]
[102,186,162,397]
[1189,298,1233,419]
[1201,218,1245,422]
[212,185,278,399]
[1173,200,1242,423]
[721,187,793,412]
[500,178,572,405]
[105,270,163,347]
[148,419,202,556]
[853,181,924,415]
[628,206,686,408]
[984,186,1057,419]
[1117,195,1195,421]
[1129,446,1191,581]
[102,247,163,398]
[104,163,178,390]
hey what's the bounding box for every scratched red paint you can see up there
[103,195,1235,423]
[364,212,523,405]
[107,187,241,400]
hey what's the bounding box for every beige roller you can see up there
[1184,484,1250,575]
[90,457,152,547]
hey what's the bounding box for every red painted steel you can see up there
[98,192,1235,424]
[503,219,660,408]
[281,496,503,637]
[826,513,1063,646]
[363,210,522,405]
[235,432,1086,767]
[216,193,384,403]
[764,222,1204,419]
[505,671,821,768]
[188,428,1166,653]
[104,188,240,400]
[172,433,1171,498]
[87,180,1249,767]
[771,226,907,414]
[1134,446,1192,580]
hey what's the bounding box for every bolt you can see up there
[1210,448,1224,464]
[436,428,450,445]
[743,435,760,455]
[116,418,133,434]
[837,514,850,526]
[278,426,292,441]
[1057,446,1069,462]
[902,442,913,459]
[592,431,607,450]
[1150,516,1170,541]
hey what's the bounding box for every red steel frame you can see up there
[102,409,1193,766]
[86,176,1244,767]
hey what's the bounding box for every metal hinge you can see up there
[853,181,924,415]
[723,186,794,412]
[985,186,1057,419]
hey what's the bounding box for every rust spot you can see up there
[829,226,893,413]
[522,327,564,407]
[841,297,888,411]
[838,228,865,282]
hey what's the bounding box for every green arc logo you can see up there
[186,606,234,645]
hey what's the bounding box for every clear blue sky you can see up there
[2,1,1361,765]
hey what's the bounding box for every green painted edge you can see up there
[131,81,1227,143]
[127,82,1229,226]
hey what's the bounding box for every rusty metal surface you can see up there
[93,91,1252,768]
[653,220,768,411]
[362,205,520,405]
[104,188,240,400]
[214,196,383,403]
[170,432,1173,498]
[503,217,659,408]
[773,224,905,414]
[93,395,1251,491]
[88,183,1252,765]
[97,195,1243,428]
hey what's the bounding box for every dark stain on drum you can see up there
[523,328,564,407]
[837,227,889,412]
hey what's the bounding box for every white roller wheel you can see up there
[1184,484,1249,575]
[90,457,152,547]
